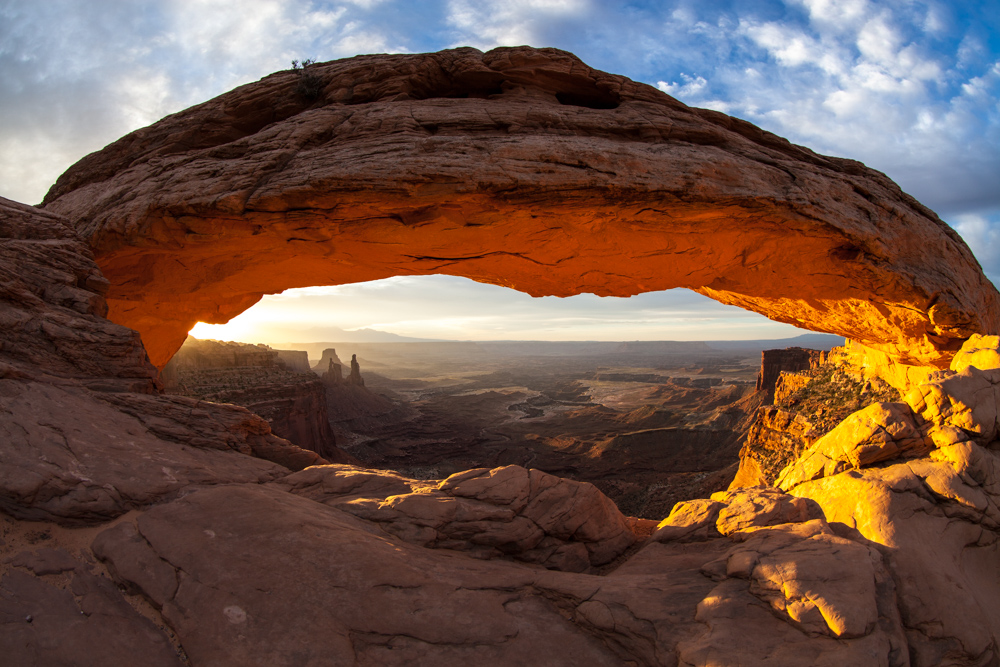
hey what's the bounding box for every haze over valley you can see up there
[165,332,844,518]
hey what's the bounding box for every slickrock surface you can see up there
[785,442,1000,667]
[41,47,999,368]
[0,549,183,666]
[275,464,636,572]
[89,482,911,666]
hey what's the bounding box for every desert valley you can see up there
[164,334,851,520]
[2,46,1000,666]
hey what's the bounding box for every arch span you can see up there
[42,47,1000,369]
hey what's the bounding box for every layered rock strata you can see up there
[40,47,1000,369]
[164,337,351,462]
[756,347,826,402]
[732,349,902,488]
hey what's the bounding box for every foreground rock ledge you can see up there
[42,46,1000,368]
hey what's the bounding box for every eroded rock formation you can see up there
[732,349,903,488]
[756,347,826,402]
[40,47,1000,369]
[163,337,352,462]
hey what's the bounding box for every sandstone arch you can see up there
[42,47,1000,369]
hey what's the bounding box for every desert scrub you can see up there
[291,59,323,100]
[778,365,900,438]
[741,364,901,485]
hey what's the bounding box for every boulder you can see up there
[791,442,1000,667]
[950,333,1000,373]
[777,402,930,490]
[274,464,636,572]
[905,366,1000,443]
[652,486,823,541]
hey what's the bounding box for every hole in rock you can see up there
[168,276,847,520]
[554,91,621,109]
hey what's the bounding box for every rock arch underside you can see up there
[1,47,1000,666]
[41,47,1000,370]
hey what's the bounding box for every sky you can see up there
[2,0,998,343]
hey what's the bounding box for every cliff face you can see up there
[275,349,310,372]
[0,197,324,527]
[167,337,278,369]
[733,348,902,488]
[164,338,353,463]
[755,347,826,402]
[40,47,1000,369]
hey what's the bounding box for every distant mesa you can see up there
[312,348,345,375]
[39,47,999,373]
[162,337,354,463]
[314,348,366,387]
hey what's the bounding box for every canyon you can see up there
[164,335,786,519]
[2,46,1000,666]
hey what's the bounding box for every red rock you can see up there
[0,564,182,666]
[3,46,1000,666]
[0,197,324,524]
[756,347,826,403]
[91,482,907,666]
[275,464,635,571]
[164,337,353,462]
[789,442,1000,667]
[39,47,999,369]
[776,402,930,489]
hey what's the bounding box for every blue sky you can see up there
[2,0,998,342]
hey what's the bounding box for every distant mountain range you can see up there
[271,327,442,345]
[271,330,846,360]
[705,333,845,352]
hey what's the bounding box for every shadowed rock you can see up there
[0,197,325,524]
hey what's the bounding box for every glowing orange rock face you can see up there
[42,47,1000,369]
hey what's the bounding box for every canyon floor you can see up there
[306,341,770,519]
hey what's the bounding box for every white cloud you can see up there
[792,0,870,30]
[653,5,1000,224]
[953,212,1000,281]
[0,0,390,204]
[657,73,707,98]
[445,0,589,49]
